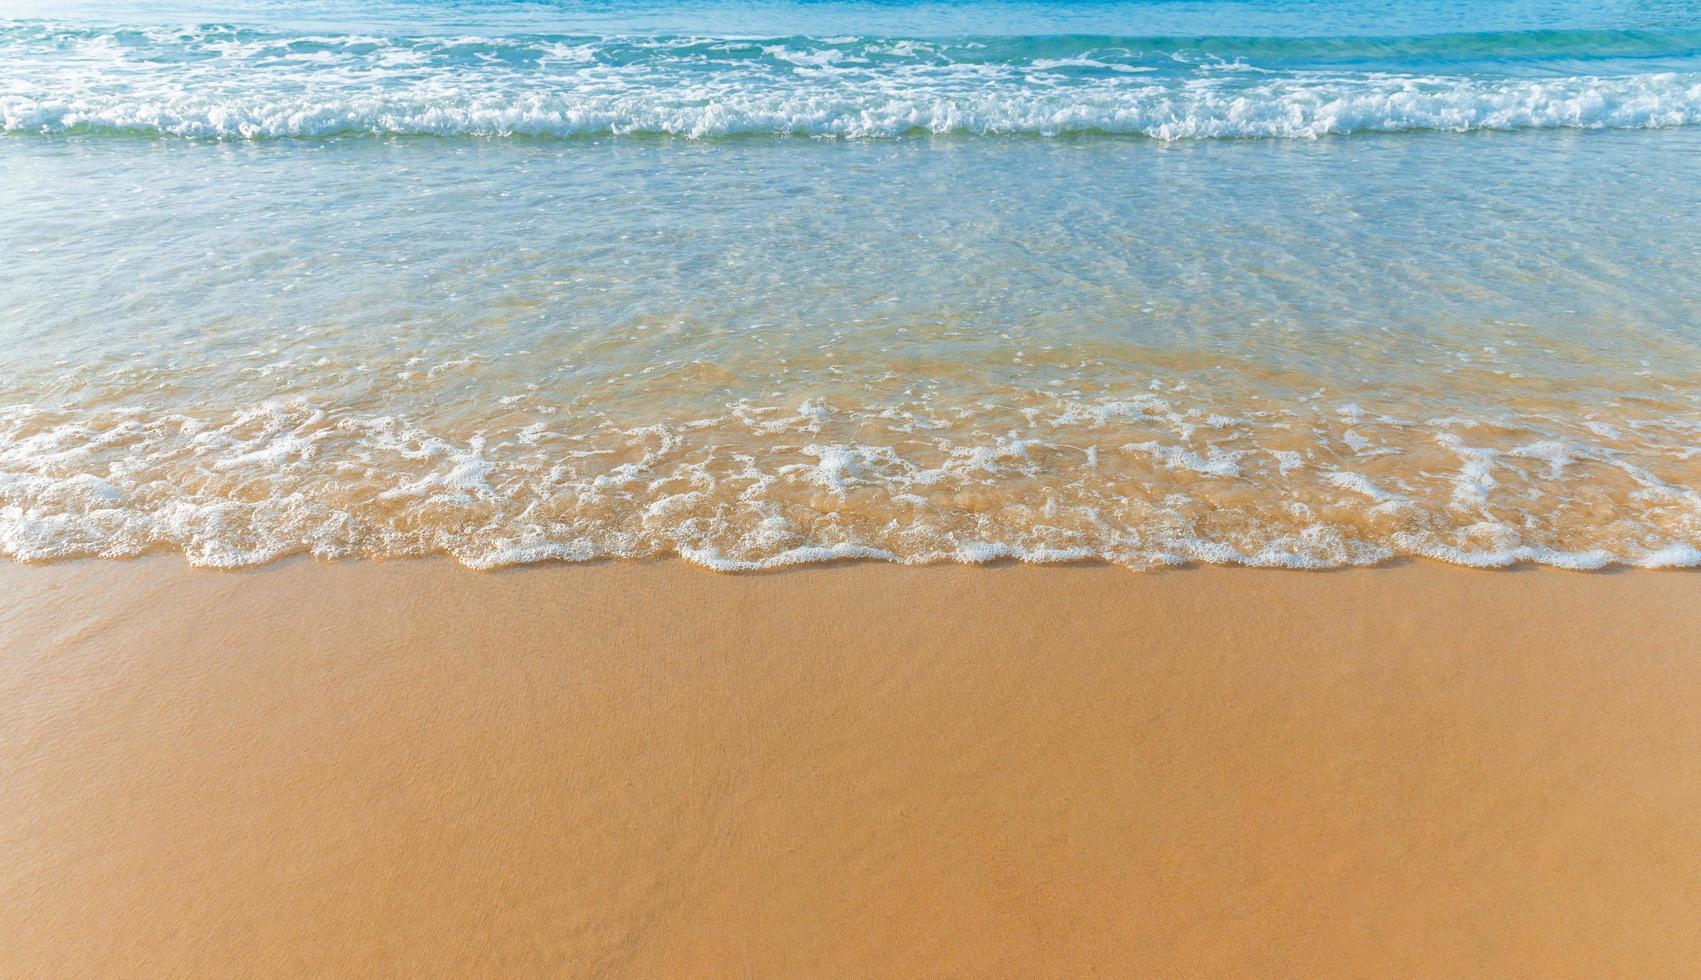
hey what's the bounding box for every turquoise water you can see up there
[1,2,1699,569]
[6,1,1701,138]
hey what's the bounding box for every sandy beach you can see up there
[3,558,1698,976]
[7,0,1701,974]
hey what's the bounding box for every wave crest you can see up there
[6,73,1701,139]
[4,23,1701,140]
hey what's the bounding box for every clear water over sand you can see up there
[2,1,1698,569]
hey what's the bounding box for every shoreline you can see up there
[4,557,1700,975]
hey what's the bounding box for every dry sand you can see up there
[2,557,1699,977]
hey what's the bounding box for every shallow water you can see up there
[2,1,1698,569]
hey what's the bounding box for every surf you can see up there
[5,22,1701,140]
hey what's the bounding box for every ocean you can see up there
[2,0,1698,569]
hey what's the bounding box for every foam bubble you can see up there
[4,24,1700,141]
[3,389,1698,572]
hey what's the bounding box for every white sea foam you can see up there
[2,23,1698,575]
[1126,441,1243,477]
[1326,470,1406,505]
[3,394,1697,572]
[7,72,1699,139]
[3,21,1700,140]
[1509,439,1579,478]
[1436,434,1500,512]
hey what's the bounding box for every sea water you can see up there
[1,0,1698,569]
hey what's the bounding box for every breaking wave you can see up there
[4,24,1701,140]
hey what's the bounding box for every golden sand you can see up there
[2,558,1699,976]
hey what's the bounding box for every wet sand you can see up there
[2,557,1699,977]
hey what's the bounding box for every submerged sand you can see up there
[2,558,1699,976]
